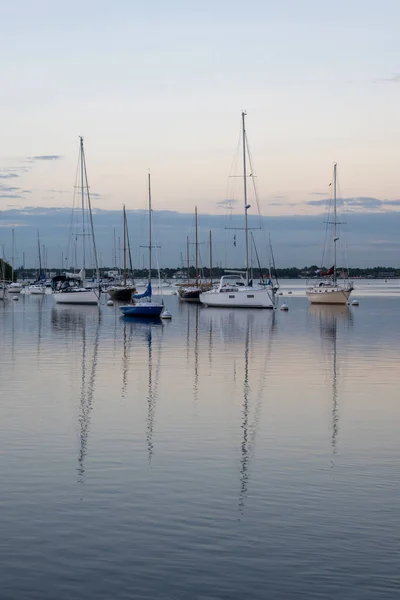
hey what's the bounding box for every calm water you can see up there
[1,281,399,599]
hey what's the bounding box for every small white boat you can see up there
[7,282,23,294]
[200,273,275,308]
[52,137,100,306]
[307,163,353,306]
[199,112,277,310]
[27,283,46,295]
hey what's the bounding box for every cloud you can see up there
[306,196,400,211]
[28,155,63,162]
[0,173,20,179]
[1,206,400,268]
[375,74,400,83]
[0,185,21,193]
[216,198,238,208]
[0,193,25,199]
[310,192,326,196]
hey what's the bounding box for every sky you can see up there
[1,0,400,266]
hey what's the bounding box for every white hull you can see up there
[7,284,23,294]
[53,289,99,305]
[200,287,274,308]
[28,286,46,295]
[307,286,352,305]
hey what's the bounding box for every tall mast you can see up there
[123,204,127,286]
[80,136,86,274]
[195,206,199,284]
[333,162,337,285]
[37,232,42,275]
[11,228,15,282]
[81,136,100,282]
[186,236,190,282]
[242,111,249,285]
[148,172,152,282]
[209,230,212,284]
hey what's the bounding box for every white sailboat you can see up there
[200,112,276,309]
[53,137,100,305]
[307,163,353,305]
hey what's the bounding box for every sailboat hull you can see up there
[120,301,164,317]
[107,286,135,301]
[307,286,352,305]
[7,284,23,294]
[200,287,274,308]
[53,289,99,305]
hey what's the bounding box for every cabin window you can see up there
[247,295,254,298]
[229,295,235,298]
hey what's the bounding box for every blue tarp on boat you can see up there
[133,282,152,299]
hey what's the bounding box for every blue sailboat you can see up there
[120,173,164,318]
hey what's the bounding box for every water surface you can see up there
[1,284,399,599]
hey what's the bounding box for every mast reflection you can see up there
[309,305,352,462]
[238,311,277,515]
[121,317,163,463]
[51,305,102,483]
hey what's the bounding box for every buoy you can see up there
[288,291,292,294]
[106,300,114,306]
[280,303,289,311]
[161,310,172,319]
[13,296,19,301]
[351,300,359,306]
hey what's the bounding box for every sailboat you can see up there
[120,173,164,318]
[52,137,100,305]
[27,233,46,294]
[199,112,276,309]
[107,205,136,301]
[7,229,23,294]
[178,207,212,302]
[307,163,353,305]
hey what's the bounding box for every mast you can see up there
[11,228,15,282]
[242,111,250,285]
[333,162,337,285]
[81,136,100,282]
[37,232,42,276]
[195,206,199,284]
[148,172,152,282]
[209,230,212,284]
[123,205,127,287]
[186,236,190,282]
[80,136,86,275]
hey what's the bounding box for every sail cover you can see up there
[133,281,152,299]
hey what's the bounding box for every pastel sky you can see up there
[1,0,400,215]
[1,1,400,268]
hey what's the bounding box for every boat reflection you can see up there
[51,305,102,482]
[201,307,277,515]
[308,304,352,461]
[122,317,163,462]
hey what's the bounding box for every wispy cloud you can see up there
[27,155,63,162]
[0,193,25,199]
[306,196,400,210]
[375,74,400,83]
[0,173,20,179]
[216,198,238,209]
[310,191,326,196]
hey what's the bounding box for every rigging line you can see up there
[321,175,334,268]
[125,211,134,280]
[66,151,81,268]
